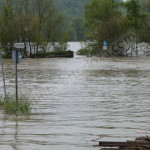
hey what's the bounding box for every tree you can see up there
[14,0,40,56]
[32,0,52,54]
[97,17,129,43]
[44,3,64,42]
[72,17,84,41]
[125,0,146,56]
[84,0,122,39]
[125,0,141,29]
[0,3,16,57]
[0,0,67,57]
[54,0,89,21]
[138,0,150,43]
[84,0,128,56]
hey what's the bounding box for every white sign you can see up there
[103,46,107,50]
[14,43,25,49]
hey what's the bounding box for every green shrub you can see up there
[0,96,30,115]
[77,42,99,56]
[77,48,90,55]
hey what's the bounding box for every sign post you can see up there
[12,44,23,102]
[12,50,22,102]
[0,52,7,103]
[15,50,18,102]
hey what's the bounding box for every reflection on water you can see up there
[0,55,150,150]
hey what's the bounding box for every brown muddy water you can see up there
[0,55,150,150]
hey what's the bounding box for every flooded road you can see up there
[0,53,150,150]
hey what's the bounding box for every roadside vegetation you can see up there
[78,0,150,57]
[77,42,98,55]
[0,96,30,115]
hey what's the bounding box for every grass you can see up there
[0,96,31,115]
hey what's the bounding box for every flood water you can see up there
[0,42,150,150]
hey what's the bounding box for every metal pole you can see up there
[15,50,18,103]
[0,52,7,103]
[136,27,138,57]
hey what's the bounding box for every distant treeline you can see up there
[54,0,89,41]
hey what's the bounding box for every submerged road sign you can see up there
[12,50,22,63]
[14,43,25,49]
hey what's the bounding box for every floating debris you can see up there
[91,136,103,142]
[93,136,150,150]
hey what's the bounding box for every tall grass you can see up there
[0,96,30,115]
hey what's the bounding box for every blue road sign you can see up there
[103,41,107,46]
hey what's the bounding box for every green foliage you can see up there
[54,0,89,21]
[83,0,129,56]
[54,0,89,41]
[138,0,150,43]
[0,96,30,115]
[0,0,88,44]
[77,48,89,55]
[77,42,99,55]
[84,0,122,39]
[0,0,68,57]
[83,0,150,57]
[125,0,143,29]
[68,26,76,41]
[0,5,16,57]
[96,17,130,43]
[72,17,84,41]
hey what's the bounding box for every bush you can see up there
[77,48,89,55]
[77,42,99,56]
[0,96,30,115]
